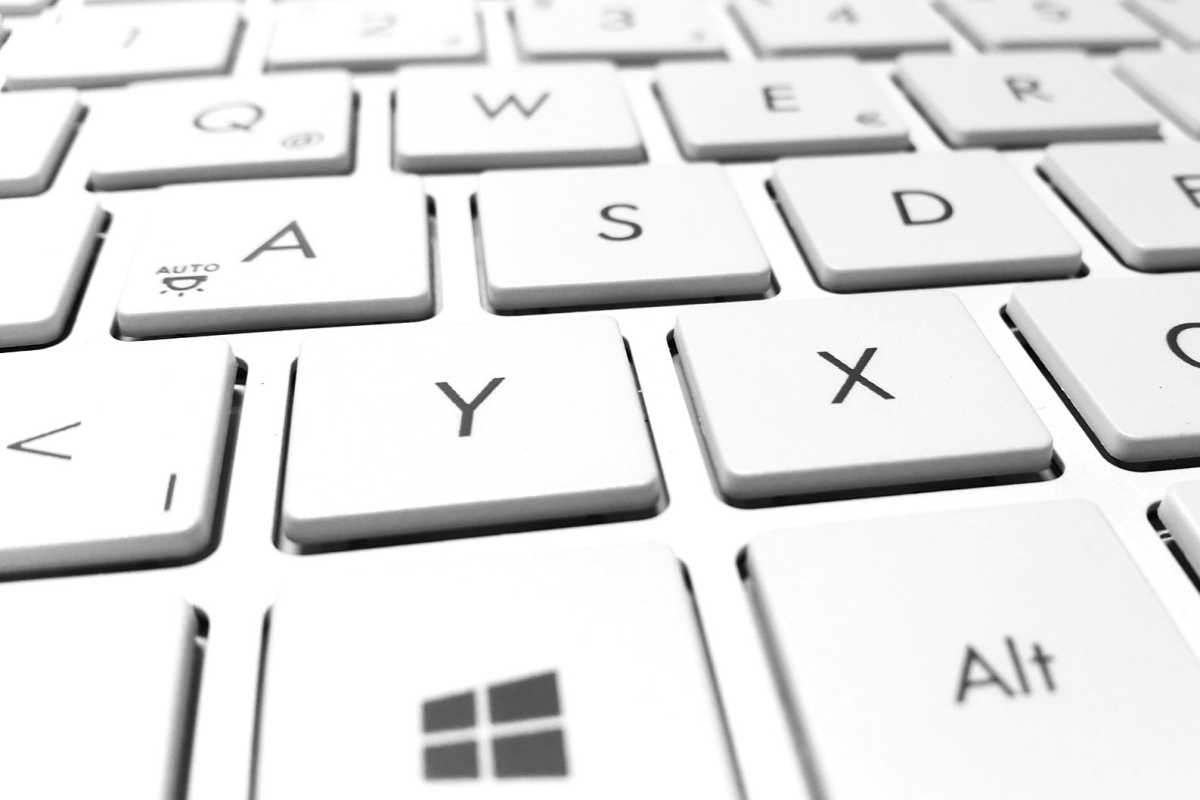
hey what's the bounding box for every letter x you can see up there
[817,348,895,404]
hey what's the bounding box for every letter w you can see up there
[473,92,550,120]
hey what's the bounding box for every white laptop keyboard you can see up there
[6,0,1200,797]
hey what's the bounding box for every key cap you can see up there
[3,3,240,90]
[477,164,771,310]
[116,178,431,337]
[1160,480,1200,568]
[897,51,1160,147]
[674,293,1052,502]
[656,59,910,160]
[730,0,951,57]
[0,90,81,197]
[1116,52,1200,138]
[255,544,738,797]
[0,340,234,575]
[1041,142,1200,271]
[745,501,1200,798]
[0,0,49,15]
[1127,0,1200,48]
[281,317,662,544]
[88,72,353,191]
[772,151,1081,291]
[0,196,103,349]
[935,0,1158,50]
[1010,275,1200,462]
[512,0,723,62]
[265,0,482,71]
[0,586,199,797]
[393,63,644,172]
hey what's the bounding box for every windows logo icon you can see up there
[421,671,569,781]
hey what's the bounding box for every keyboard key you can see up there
[511,0,723,62]
[393,63,644,172]
[897,52,1160,147]
[1160,480,1200,567]
[255,544,737,797]
[1127,0,1200,48]
[89,72,353,191]
[4,3,240,90]
[0,196,103,348]
[656,59,910,160]
[772,151,1081,291]
[935,0,1158,50]
[1041,142,1200,271]
[1116,52,1200,138]
[281,317,662,545]
[265,0,482,71]
[0,89,81,197]
[0,0,49,15]
[0,586,199,797]
[1010,275,1200,462]
[477,164,771,310]
[745,501,1200,797]
[730,0,951,57]
[0,340,234,575]
[674,293,1052,502]
[116,178,432,337]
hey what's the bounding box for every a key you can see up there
[281,317,663,545]
[511,0,723,62]
[0,585,200,797]
[656,59,910,160]
[730,0,951,58]
[255,544,738,797]
[88,72,353,191]
[745,501,1200,797]
[0,340,235,575]
[1160,480,1200,569]
[0,196,104,349]
[3,3,240,90]
[477,164,771,310]
[265,0,482,71]
[1041,142,1200,271]
[1127,0,1200,48]
[1115,52,1200,139]
[896,51,1160,147]
[674,293,1052,502]
[0,0,49,15]
[1010,274,1200,463]
[935,0,1158,50]
[393,63,645,172]
[0,90,81,197]
[771,151,1081,291]
[116,178,432,337]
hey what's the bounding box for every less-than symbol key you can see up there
[6,420,82,460]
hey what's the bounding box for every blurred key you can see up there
[512,0,723,62]
[936,0,1158,50]
[0,90,81,197]
[1116,52,1200,138]
[0,0,49,15]
[731,0,951,57]
[1127,0,1200,47]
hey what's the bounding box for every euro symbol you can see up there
[193,102,264,133]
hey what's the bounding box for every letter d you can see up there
[893,189,954,226]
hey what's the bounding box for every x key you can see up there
[818,348,895,404]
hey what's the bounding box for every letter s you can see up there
[598,203,643,242]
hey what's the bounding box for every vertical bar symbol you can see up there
[164,473,177,512]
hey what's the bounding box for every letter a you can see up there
[242,221,317,262]
[955,645,1015,704]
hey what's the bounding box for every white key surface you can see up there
[0,340,235,575]
[115,178,431,337]
[1116,52,1200,138]
[512,0,723,62]
[772,151,1081,291]
[746,501,1200,798]
[255,544,738,798]
[674,293,1053,501]
[1010,274,1200,462]
[1127,0,1200,47]
[88,72,353,190]
[0,585,199,799]
[1160,480,1200,571]
[477,164,771,310]
[394,63,645,172]
[3,3,240,90]
[265,0,482,71]
[897,51,1160,147]
[936,0,1159,50]
[0,89,81,197]
[656,59,910,160]
[1041,142,1200,271]
[281,317,663,545]
[0,195,103,348]
[730,0,951,57]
